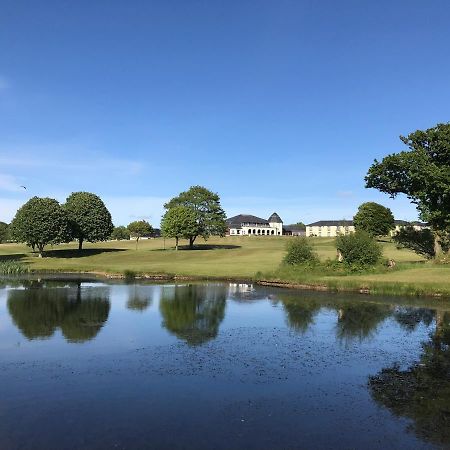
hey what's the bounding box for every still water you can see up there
[0,278,448,450]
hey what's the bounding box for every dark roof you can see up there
[395,220,428,226]
[226,214,269,228]
[307,220,353,227]
[268,212,283,223]
[284,224,305,232]
[394,220,410,226]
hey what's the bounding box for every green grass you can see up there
[0,236,448,297]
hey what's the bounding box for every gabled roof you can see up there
[226,214,269,228]
[268,212,283,223]
[307,220,353,227]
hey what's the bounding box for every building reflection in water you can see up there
[7,280,110,343]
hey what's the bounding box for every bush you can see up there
[284,237,319,266]
[336,231,382,267]
[0,260,29,275]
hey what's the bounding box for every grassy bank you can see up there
[0,236,448,297]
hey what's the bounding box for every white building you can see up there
[306,220,355,237]
[226,213,283,236]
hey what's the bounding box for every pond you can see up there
[0,278,449,450]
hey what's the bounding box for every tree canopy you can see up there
[127,220,153,248]
[0,221,9,243]
[353,202,395,236]
[365,123,450,236]
[111,225,130,240]
[160,205,198,250]
[164,185,227,248]
[64,192,114,250]
[10,197,69,256]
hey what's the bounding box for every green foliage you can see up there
[0,221,9,243]
[295,222,306,230]
[0,260,29,275]
[111,225,130,240]
[283,237,319,265]
[365,123,450,233]
[393,226,435,259]
[353,202,394,236]
[161,205,198,250]
[164,185,227,248]
[10,196,69,256]
[64,192,114,250]
[127,220,153,240]
[336,231,382,267]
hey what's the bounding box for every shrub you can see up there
[393,226,435,259]
[336,231,382,267]
[284,237,319,266]
[0,260,29,275]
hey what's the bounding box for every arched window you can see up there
[271,230,275,235]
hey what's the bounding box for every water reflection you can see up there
[126,285,153,312]
[278,294,322,333]
[369,311,450,447]
[335,302,391,343]
[159,284,226,346]
[7,281,110,343]
[393,307,435,332]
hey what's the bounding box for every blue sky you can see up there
[1,0,450,226]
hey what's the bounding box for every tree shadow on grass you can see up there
[152,244,241,252]
[43,248,127,259]
[0,254,27,262]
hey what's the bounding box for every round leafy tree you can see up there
[335,231,382,267]
[127,220,153,248]
[353,202,395,237]
[10,196,69,257]
[64,192,114,250]
[111,225,130,240]
[161,205,198,250]
[164,185,227,249]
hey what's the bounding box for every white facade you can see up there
[227,213,283,236]
[306,222,355,237]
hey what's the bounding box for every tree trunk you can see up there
[189,236,196,249]
[135,236,139,250]
[78,237,83,251]
[175,237,179,251]
[37,244,44,258]
[434,233,442,258]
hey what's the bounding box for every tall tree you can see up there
[353,202,394,237]
[164,185,227,249]
[64,192,114,250]
[160,205,198,250]
[0,221,9,243]
[10,197,69,257]
[365,123,450,255]
[127,220,153,249]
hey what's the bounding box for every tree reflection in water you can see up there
[126,284,153,312]
[335,302,391,343]
[277,294,322,333]
[159,284,226,346]
[7,281,110,343]
[369,311,450,447]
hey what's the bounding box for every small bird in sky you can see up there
[20,185,27,190]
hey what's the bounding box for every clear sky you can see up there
[1,0,450,226]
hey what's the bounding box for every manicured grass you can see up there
[0,236,448,296]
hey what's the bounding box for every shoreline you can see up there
[2,269,449,299]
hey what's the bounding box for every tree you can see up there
[164,185,227,249]
[0,221,9,243]
[283,237,319,265]
[295,222,306,231]
[365,123,450,255]
[160,205,198,250]
[353,202,395,237]
[10,197,69,257]
[127,220,153,249]
[64,192,113,251]
[111,225,130,240]
[335,231,382,267]
[393,226,435,259]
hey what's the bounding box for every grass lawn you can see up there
[0,236,448,296]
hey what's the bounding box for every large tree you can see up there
[127,220,153,249]
[64,192,114,250]
[164,185,227,249]
[353,202,394,237]
[0,221,9,243]
[10,197,69,257]
[160,205,198,250]
[365,123,450,255]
